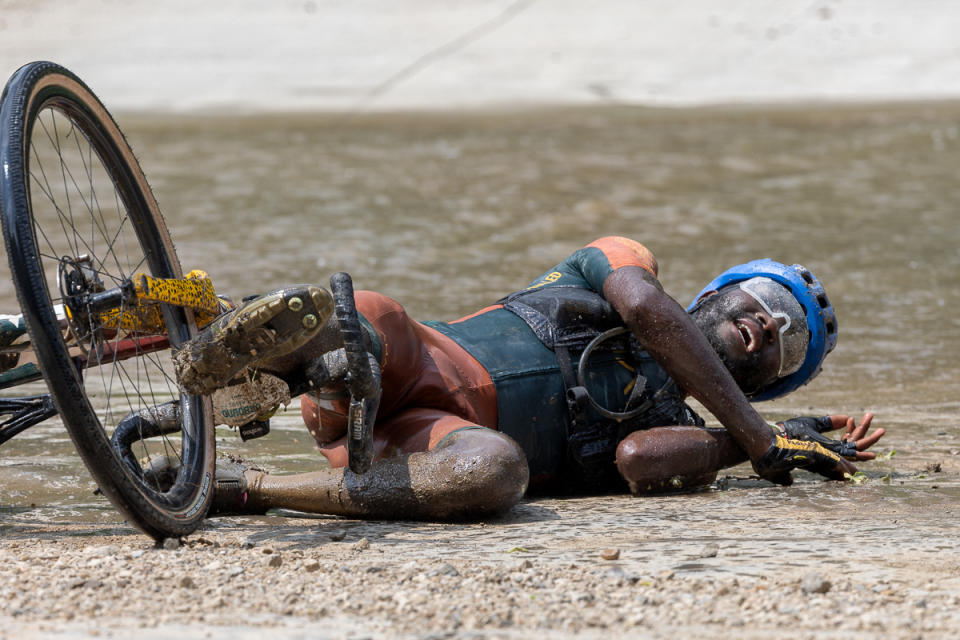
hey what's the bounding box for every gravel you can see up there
[2,479,959,639]
[0,533,955,639]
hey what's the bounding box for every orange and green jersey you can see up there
[425,237,700,486]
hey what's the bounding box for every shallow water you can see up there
[1,103,958,525]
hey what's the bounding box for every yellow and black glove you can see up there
[753,434,845,486]
[775,416,860,459]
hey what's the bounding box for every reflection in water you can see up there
[1,104,958,518]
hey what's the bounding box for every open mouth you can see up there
[734,318,761,353]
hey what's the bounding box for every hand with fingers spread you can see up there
[835,413,885,459]
[752,434,857,486]
[775,412,883,461]
[751,413,882,485]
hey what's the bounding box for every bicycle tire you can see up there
[0,61,215,539]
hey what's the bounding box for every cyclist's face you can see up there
[691,288,787,395]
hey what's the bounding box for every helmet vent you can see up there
[817,295,828,308]
[801,271,814,284]
[826,321,836,334]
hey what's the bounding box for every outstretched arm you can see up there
[616,413,883,493]
[603,265,857,481]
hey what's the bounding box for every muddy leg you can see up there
[229,429,529,520]
[615,426,748,494]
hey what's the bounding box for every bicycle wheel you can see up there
[0,61,215,539]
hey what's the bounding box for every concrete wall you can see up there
[0,0,955,112]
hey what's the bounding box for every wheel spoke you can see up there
[5,63,213,535]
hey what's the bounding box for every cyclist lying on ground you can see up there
[158,236,884,519]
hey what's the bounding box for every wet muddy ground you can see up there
[2,103,960,636]
[2,463,960,639]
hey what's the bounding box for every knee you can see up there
[300,394,347,445]
[429,429,529,518]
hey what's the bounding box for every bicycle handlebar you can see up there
[329,272,381,474]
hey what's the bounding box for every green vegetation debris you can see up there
[843,471,868,485]
[507,546,529,554]
[874,450,896,461]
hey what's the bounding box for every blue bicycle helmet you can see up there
[687,259,838,401]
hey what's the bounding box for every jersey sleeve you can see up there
[584,236,658,279]
[525,236,659,293]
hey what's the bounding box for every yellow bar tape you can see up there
[97,270,223,333]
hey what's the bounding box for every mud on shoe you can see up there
[141,455,267,516]
[209,457,268,516]
[174,285,333,396]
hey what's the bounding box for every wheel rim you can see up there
[24,94,207,512]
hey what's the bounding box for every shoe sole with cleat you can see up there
[174,285,333,396]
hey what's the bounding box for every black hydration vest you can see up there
[499,285,703,488]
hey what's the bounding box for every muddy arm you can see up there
[602,266,775,462]
[615,426,749,493]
